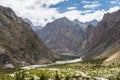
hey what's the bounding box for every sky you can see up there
[0,0,120,26]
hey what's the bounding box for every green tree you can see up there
[15,71,25,80]
[65,75,70,80]
[40,74,47,80]
[30,77,34,80]
[55,71,61,80]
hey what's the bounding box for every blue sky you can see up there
[0,0,120,26]
[50,0,120,13]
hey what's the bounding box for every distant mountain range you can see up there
[36,10,120,65]
[38,17,85,54]
[73,19,98,29]
[37,17,98,55]
[0,5,120,69]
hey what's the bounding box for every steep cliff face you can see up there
[85,25,95,40]
[82,10,120,59]
[38,17,86,54]
[0,6,57,69]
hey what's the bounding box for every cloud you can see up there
[81,0,93,4]
[0,0,119,26]
[56,10,81,20]
[79,10,105,22]
[58,10,105,22]
[110,0,120,4]
[108,6,120,13]
[81,0,100,4]
[82,1,101,9]
[38,0,65,7]
[80,10,95,14]
[67,7,77,10]
[55,6,120,23]
[0,0,63,26]
[83,4,101,9]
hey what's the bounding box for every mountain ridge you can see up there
[0,6,58,69]
[38,17,86,54]
[80,9,120,65]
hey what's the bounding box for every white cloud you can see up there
[83,4,100,9]
[80,10,95,14]
[82,0,94,4]
[82,1,101,9]
[38,0,64,7]
[57,10,105,22]
[56,10,81,20]
[0,0,119,26]
[110,0,120,4]
[108,6,120,13]
[0,0,62,26]
[81,0,100,4]
[67,7,77,10]
[55,6,120,23]
[79,10,105,22]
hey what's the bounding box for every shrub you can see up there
[65,75,70,80]
[40,73,48,80]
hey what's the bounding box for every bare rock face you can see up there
[38,17,86,54]
[82,9,120,59]
[0,6,57,69]
[85,25,95,39]
[96,41,120,65]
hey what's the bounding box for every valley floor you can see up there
[0,58,120,80]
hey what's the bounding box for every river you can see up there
[21,58,82,70]
[21,58,108,80]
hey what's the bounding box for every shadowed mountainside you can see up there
[81,10,120,64]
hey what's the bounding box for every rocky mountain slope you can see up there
[38,17,86,54]
[81,9,120,62]
[96,41,120,65]
[0,6,58,69]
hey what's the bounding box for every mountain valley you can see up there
[0,4,120,80]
